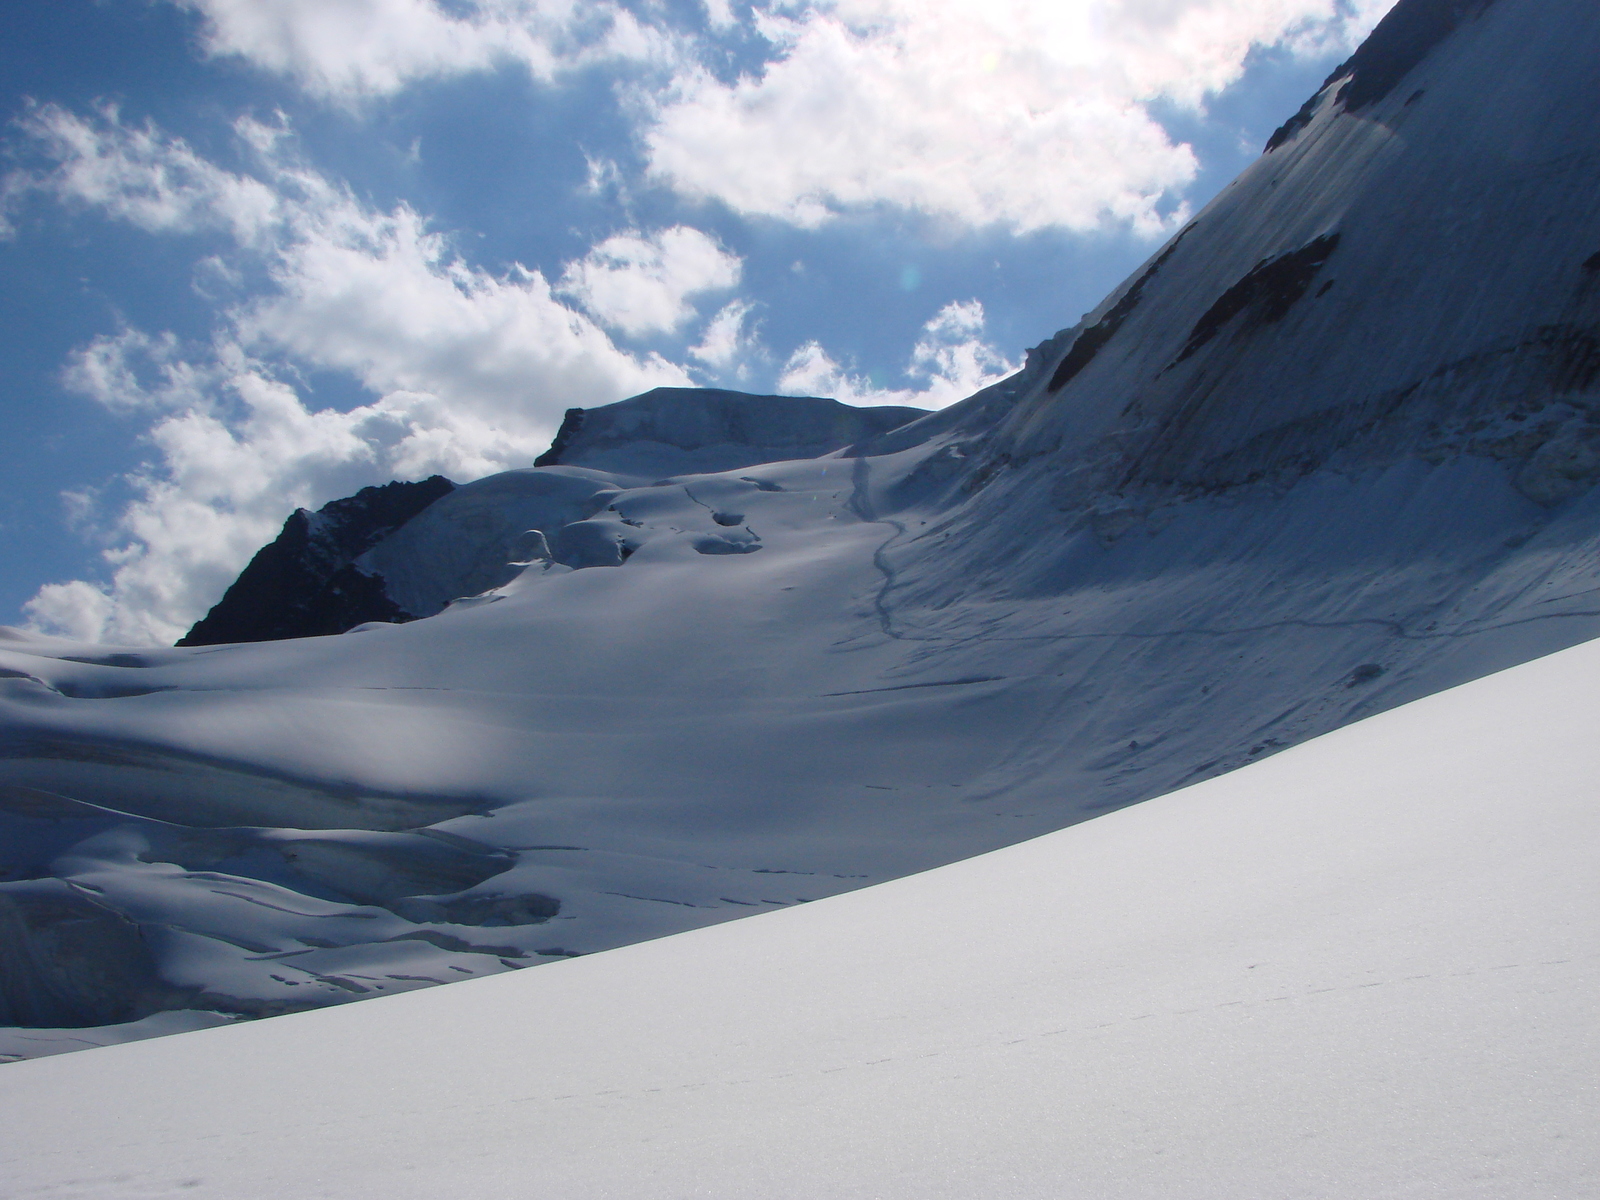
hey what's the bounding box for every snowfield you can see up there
[3,0,1600,1061]
[6,429,1600,1060]
[1,633,1595,1197]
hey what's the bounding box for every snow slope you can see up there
[1,633,1595,1198]
[4,0,1600,1055]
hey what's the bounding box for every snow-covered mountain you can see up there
[3,621,1595,1195]
[531,386,929,476]
[177,390,926,645]
[3,0,1599,1065]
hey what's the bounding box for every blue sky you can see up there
[0,0,1393,644]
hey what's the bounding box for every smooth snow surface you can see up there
[2,636,1596,1197]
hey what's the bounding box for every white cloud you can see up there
[136,1,1401,242]
[643,0,1396,234]
[7,103,280,243]
[25,582,115,645]
[61,327,215,414]
[907,299,1016,404]
[238,205,692,413]
[556,226,742,337]
[689,299,760,374]
[778,299,1015,409]
[19,106,693,426]
[168,0,668,102]
[702,0,739,31]
[13,106,711,644]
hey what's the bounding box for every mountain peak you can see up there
[1266,0,1501,152]
[533,387,927,476]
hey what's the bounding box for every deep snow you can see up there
[1,631,1595,1197]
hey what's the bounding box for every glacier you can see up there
[0,0,1596,1149]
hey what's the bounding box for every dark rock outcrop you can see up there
[533,408,584,467]
[177,476,455,646]
[1048,225,1194,393]
[1172,233,1341,364]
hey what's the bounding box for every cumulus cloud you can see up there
[146,1,1399,238]
[62,327,215,415]
[168,0,667,102]
[149,1,1399,237]
[23,106,697,430]
[557,226,742,337]
[237,205,694,417]
[778,299,1015,409]
[5,102,280,243]
[702,0,739,31]
[11,106,716,643]
[643,0,1396,233]
[689,299,761,375]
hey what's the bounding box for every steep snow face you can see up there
[953,0,1600,515]
[1265,0,1503,152]
[862,0,1600,760]
[2,633,1595,1195]
[4,0,1600,1058]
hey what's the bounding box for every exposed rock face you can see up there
[178,477,456,646]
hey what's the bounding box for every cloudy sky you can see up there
[1,0,1395,645]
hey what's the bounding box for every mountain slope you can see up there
[3,0,1600,1056]
[847,0,1600,802]
[2,632,1595,1196]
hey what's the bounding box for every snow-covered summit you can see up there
[533,386,927,477]
[175,388,929,646]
